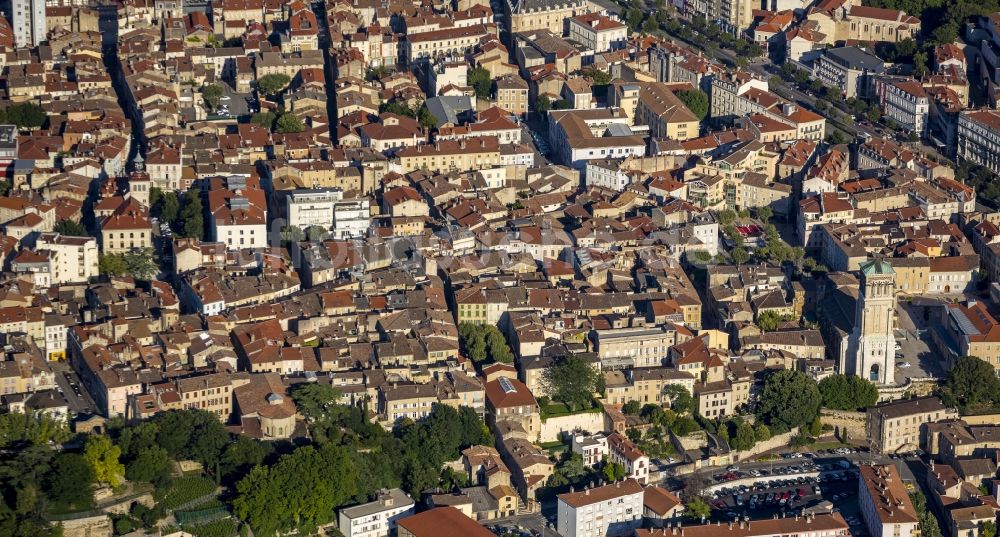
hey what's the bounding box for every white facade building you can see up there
[12,0,46,48]
[571,433,609,467]
[338,488,415,537]
[858,465,918,537]
[36,233,99,284]
[285,189,371,240]
[557,479,644,537]
[567,13,628,52]
[881,80,929,137]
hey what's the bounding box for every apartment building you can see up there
[485,376,540,440]
[494,75,529,116]
[11,0,46,48]
[405,24,492,64]
[813,47,886,99]
[378,383,437,426]
[547,108,645,170]
[607,432,650,484]
[338,488,415,537]
[567,13,627,52]
[557,479,644,537]
[880,80,929,137]
[858,465,918,537]
[637,513,850,537]
[604,367,696,406]
[933,299,1000,373]
[208,176,268,250]
[866,396,958,454]
[397,506,494,537]
[571,433,609,466]
[957,109,1000,174]
[35,232,99,284]
[396,137,501,174]
[285,189,371,239]
[593,326,685,370]
[503,0,587,35]
[100,198,152,254]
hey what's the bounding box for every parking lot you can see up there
[51,364,99,416]
[895,300,947,381]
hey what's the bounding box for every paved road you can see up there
[51,364,99,416]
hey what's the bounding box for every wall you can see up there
[820,409,866,442]
[59,515,112,537]
[961,413,1000,426]
[731,428,800,462]
[539,411,606,443]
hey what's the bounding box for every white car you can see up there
[220,95,231,101]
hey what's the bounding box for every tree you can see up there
[623,400,642,415]
[201,84,224,110]
[251,111,277,129]
[280,225,305,243]
[122,249,158,279]
[536,95,552,114]
[178,189,204,239]
[809,416,823,437]
[418,106,437,130]
[290,383,342,421]
[685,497,711,521]
[818,374,879,410]
[602,461,627,482]
[256,73,291,96]
[626,8,643,31]
[84,435,125,489]
[982,521,996,537]
[731,421,756,451]
[44,453,95,510]
[754,423,771,442]
[54,219,88,237]
[553,99,573,110]
[582,67,611,87]
[153,189,180,225]
[484,326,513,364]
[459,323,488,362]
[380,101,415,118]
[642,16,659,33]
[542,355,598,411]
[756,370,821,431]
[276,113,305,133]
[0,103,47,129]
[125,446,169,483]
[305,226,330,241]
[756,206,773,222]
[677,89,709,121]
[756,310,785,331]
[913,51,928,80]
[99,254,128,276]
[942,356,1000,409]
[730,246,749,265]
[663,385,694,414]
[468,67,492,100]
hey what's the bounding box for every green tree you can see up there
[942,356,1000,408]
[84,435,125,489]
[756,206,773,222]
[602,461,627,482]
[305,226,330,241]
[418,106,437,130]
[0,103,47,129]
[542,355,598,411]
[250,111,277,129]
[754,423,771,442]
[685,497,711,520]
[178,189,204,239]
[818,374,879,410]
[99,254,128,276]
[730,246,750,265]
[484,326,514,363]
[468,67,492,100]
[201,84,224,110]
[276,113,305,133]
[982,521,996,537]
[53,219,88,236]
[582,67,611,87]
[290,383,342,421]
[731,421,756,451]
[913,51,928,79]
[380,101,416,118]
[44,453,95,510]
[623,400,642,415]
[756,370,821,431]
[809,416,823,437]
[153,189,180,225]
[662,385,694,414]
[125,446,169,483]
[280,225,305,243]
[625,8,643,31]
[459,323,488,362]
[536,95,552,114]
[677,89,709,121]
[256,73,291,96]
[756,310,783,331]
[122,249,159,279]
[642,16,659,33]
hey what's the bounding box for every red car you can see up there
[797,489,807,498]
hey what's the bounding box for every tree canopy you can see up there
[677,89,709,121]
[941,356,1000,409]
[0,103,47,129]
[53,219,88,237]
[542,355,599,411]
[662,384,694,414]
[818,374,879,410]
[201,84,224,110]
[458,323,513,364]
[256,74,291,96]
[756,370,821,431]
[276,113,305,133]
[178,189,204,239]
[99,249,158,280]
[468,67,492,100]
